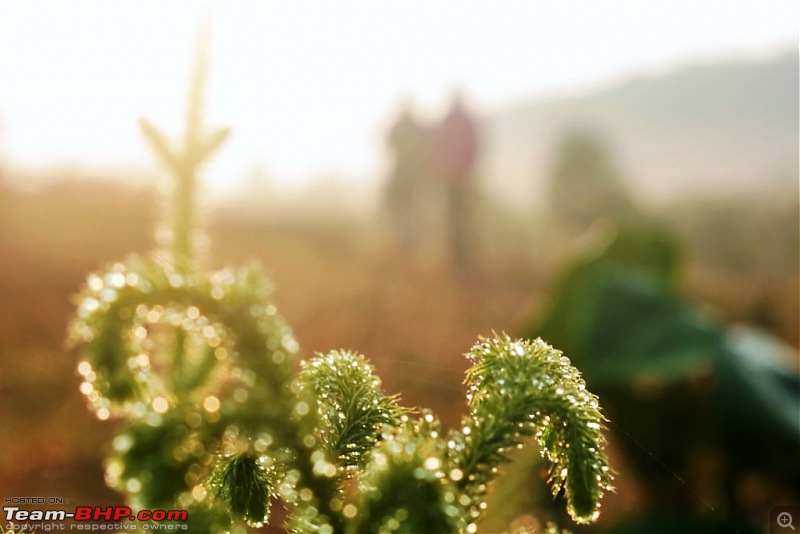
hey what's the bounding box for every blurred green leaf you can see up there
[533,223,719,384]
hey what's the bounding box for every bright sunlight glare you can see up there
[0,1,795,196]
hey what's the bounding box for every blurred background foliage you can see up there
[525,220,798,533]
[0,17,797,534]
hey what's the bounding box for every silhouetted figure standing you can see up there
[385,101,431,252]
[434,92,480,275]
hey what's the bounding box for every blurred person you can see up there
[433,89,480,275]
[384,97,432,253]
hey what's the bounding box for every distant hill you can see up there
[482,50,799,210]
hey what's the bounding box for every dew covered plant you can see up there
[67,33,613,533]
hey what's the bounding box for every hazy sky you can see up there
[0,1,795,194]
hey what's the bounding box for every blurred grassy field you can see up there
[0,179,552,524]
[0,178,796,531]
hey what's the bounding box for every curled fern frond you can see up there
[68,256,295,420]
[68,256,300,526]
[208,453,275,528]
[299,350,408,472]
[451,334,613,524]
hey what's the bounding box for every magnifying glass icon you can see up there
[778,511,796,531]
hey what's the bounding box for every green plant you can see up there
[67,37,612,533]
[525,221,800,532]
[548,131,634,230]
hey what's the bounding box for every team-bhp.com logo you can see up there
[3,505,188,531]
